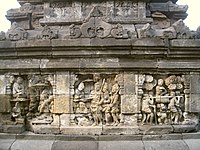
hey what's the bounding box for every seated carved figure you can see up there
[13,77,26,99]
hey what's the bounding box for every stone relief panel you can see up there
[0,74,55,126]
[139,74,197,126]
[27,74,55,125]
[41,1,147,25]
[70,73,122,126]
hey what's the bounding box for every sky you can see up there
[0,0,199,32]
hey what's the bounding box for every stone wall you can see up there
[0,0,199,135]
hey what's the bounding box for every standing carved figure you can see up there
[100,82,111,125]
[90,81,102,126]
[37,89,54,121]
[110,79,120,126]
[141,94,154,125]
[168,91,182,124]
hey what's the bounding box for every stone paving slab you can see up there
[52,141,98,150]
[143,140,189,150]
[99,141,144,150]
[184,139,200,150]
[10,140,54,150]
[0,139,15,150]
[1,132,200,150]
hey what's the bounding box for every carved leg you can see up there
[142,112,147,124]
[111,113,119,126]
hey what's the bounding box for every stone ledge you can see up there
[1,131,200,141]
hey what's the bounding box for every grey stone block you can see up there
[0,139,15,150]
[170,40,200,48]
[99,135,142,141]
[172,124,198,133]
[102,126,140,135]
[3,125,26,134]
[184,139,200,150]
[143,140,189,150]
[60,126,102,135]
[139,125,173,135]
[11,140,54,150]
[52,141,98,150]
[99,141,144,150]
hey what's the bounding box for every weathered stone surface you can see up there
[143,140,189,150]
[53,95,70,114]
[3,125,26,134]
[11,139,54,150]
[60,114,70,127]
[52,141,98,150]
[99,141,144,150]
[0,139,15,150]
[184,139,200,150]
[31,125,60,134]
[0,0,199,137]
[122,73,138,114]
[60,127,102,135]
[102,126,140,135]
[139,125,173,135]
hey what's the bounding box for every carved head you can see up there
[158,79,164,86]
[112,83,119,93]
[78,82,84,91]
[16,77,23,84]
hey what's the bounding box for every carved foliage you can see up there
[71,74,121,126]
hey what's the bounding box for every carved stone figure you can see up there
[168,91,183,124]
[109,77,120,126]
[90,80,103,126]
[32,88,54,124]
[12,102,24,124]
[141,94,155,125]
[6,22,28,41]
[13,77,26,99]
[157,103,169,125]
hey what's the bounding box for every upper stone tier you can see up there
[17,0,178,5]
[1,0,199,44]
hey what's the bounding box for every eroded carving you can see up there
[20,3,35,12]
[38,25,58,39]
[6,22,28,41]
[0,31,6,41]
